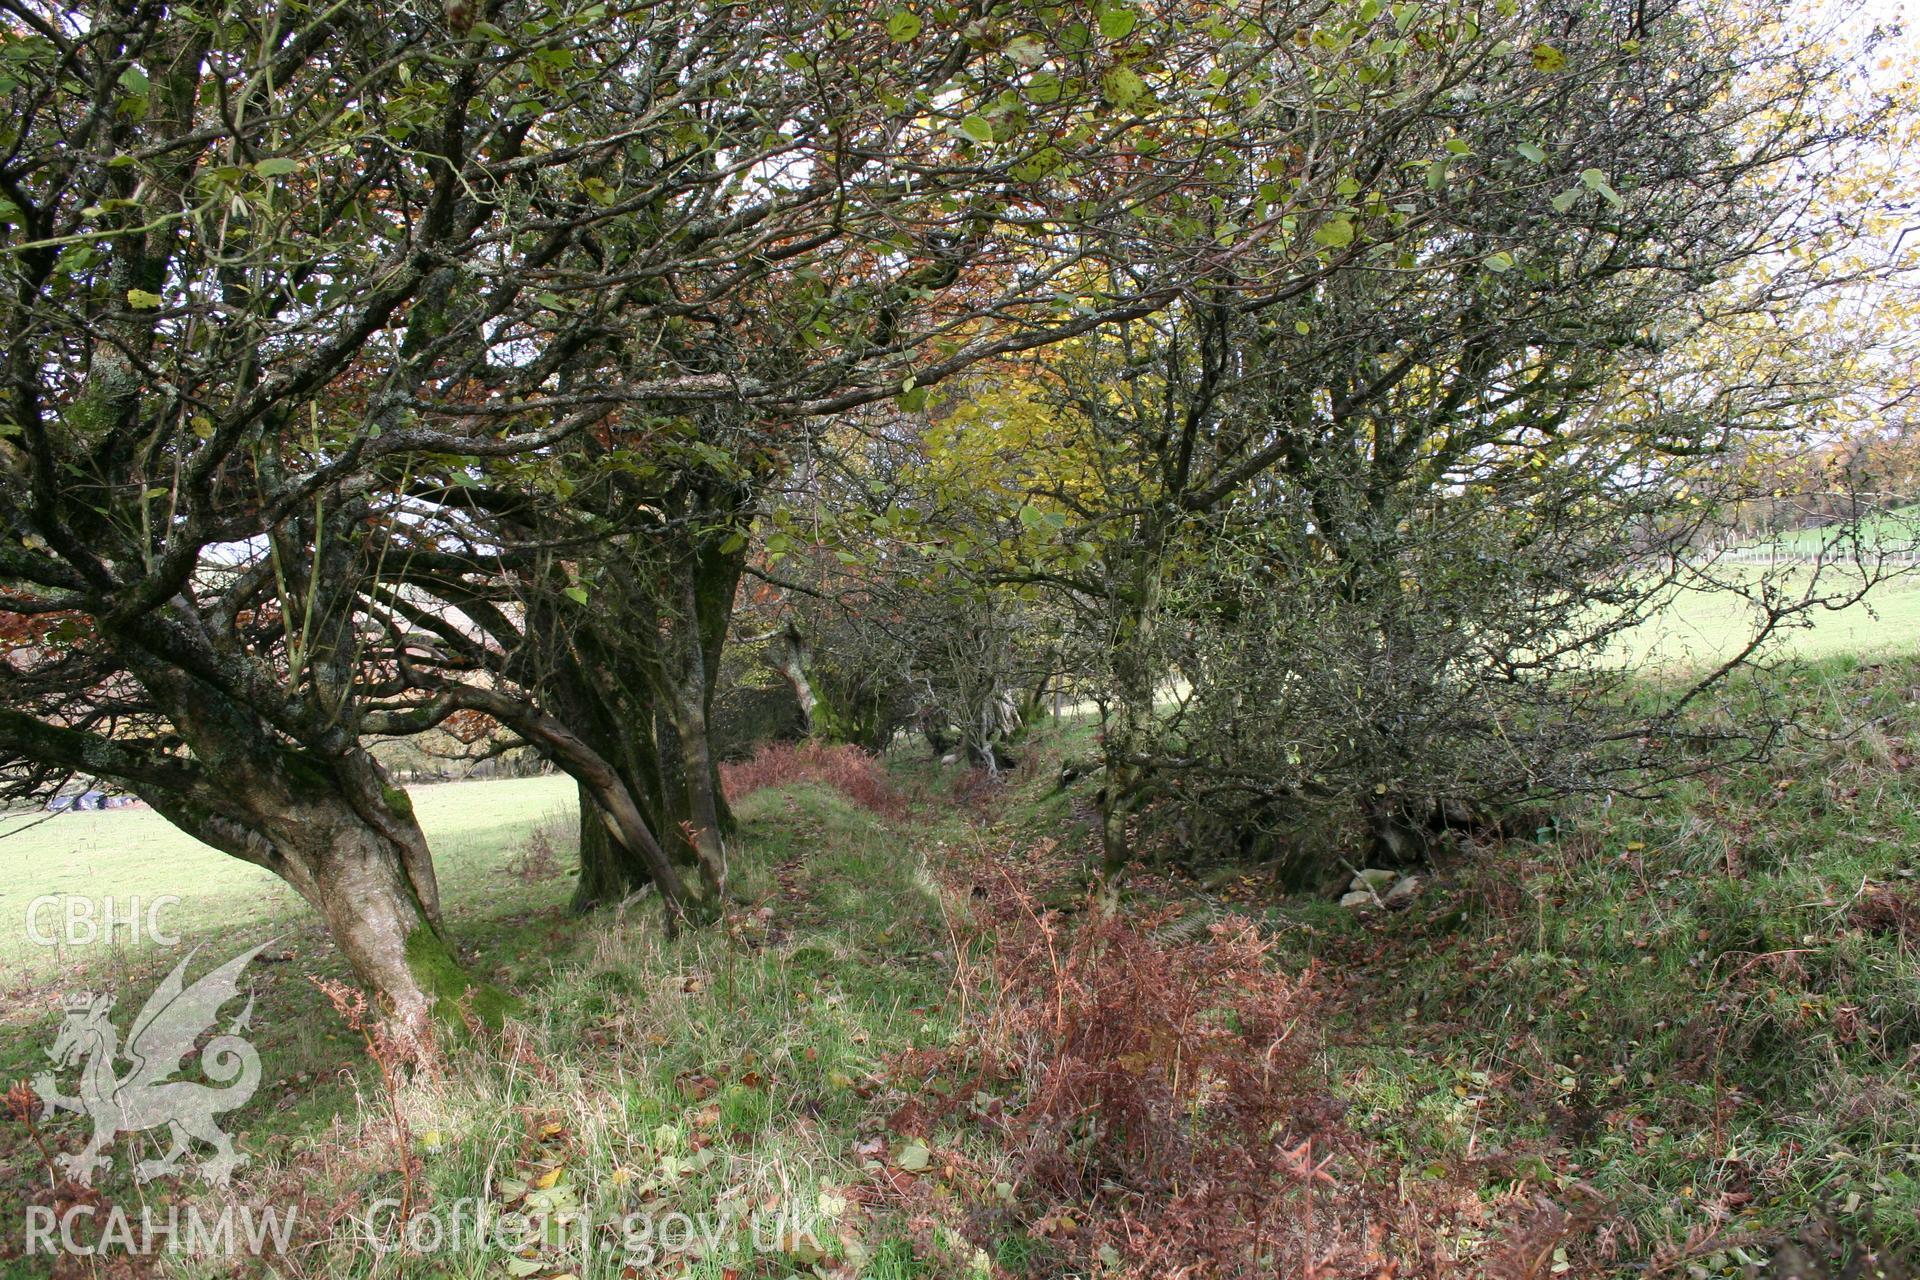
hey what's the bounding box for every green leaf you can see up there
[1102,66,1145,108]
[118,67,148,95]
[1579,167,1624,209]
[1551,187,1581,213]
[1484,250,1515,273]
[1011,145,1064,183]
[960,115,994,144]
[1313,217,1355,248]
[253,157,300,178]
[1017,505,1067,535]
[1026,71,1062,103]
[894,1141,932,1172]
[1530,43,1566,72]
[563,585,589,605]
[1515,141,1546,164]
[885,9,922,42]
[125,288,163,309]
[717,532,747,554]
[1006,34,1046,66]
[1294,319,1312,335]
[1098,6,1137,39]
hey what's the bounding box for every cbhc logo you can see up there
[26,896,181,947]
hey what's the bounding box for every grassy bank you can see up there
[1009,652,1920,1275]
[4,654,1920,1277]
[1307,655,1920,1272]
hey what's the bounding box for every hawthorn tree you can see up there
[738,394,1081,767]
[1,0,1377,994]
[0,0,575,1027]
[5,0,1906,1016]
[814,0,1918,875]
[342,0,1399,912]
[0,0,1259,1014]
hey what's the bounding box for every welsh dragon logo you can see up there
[33,942,269,1186]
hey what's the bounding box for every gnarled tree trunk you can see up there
[139,758,450,1038]
[272,800,442,1034]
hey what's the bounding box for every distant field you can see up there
[0,773,578,980]
[1614,506,1920,668]
[1617,565,1920,668]
[1761,503,1920,560]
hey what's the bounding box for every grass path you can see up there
[0,777,973,1278]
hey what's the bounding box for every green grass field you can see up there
[0,775,580,982]
[1614,507,1920,668]
[1615,567,1920,669]
[0,774,586,1277]
[1291,652,1920,1267]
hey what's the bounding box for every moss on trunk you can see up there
[404,927,521,1031]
